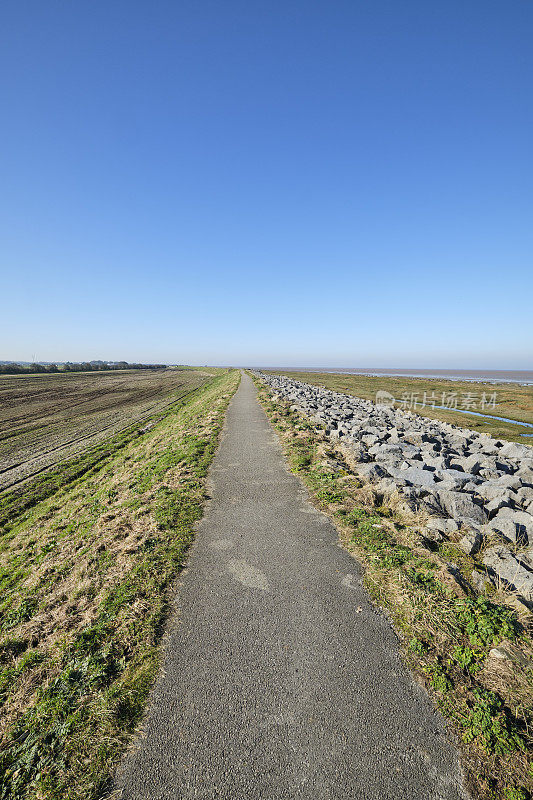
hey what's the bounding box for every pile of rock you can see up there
[257,372,533,607]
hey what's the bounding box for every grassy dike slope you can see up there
[0,369,240,800]
[252,375,532,800]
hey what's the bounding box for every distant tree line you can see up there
[0,361,167,375]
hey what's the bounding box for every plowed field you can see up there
[0,368,213,491]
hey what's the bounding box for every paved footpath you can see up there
[115,372,468,800]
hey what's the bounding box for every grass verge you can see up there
[253,374,532,800]
[0,369,240,800]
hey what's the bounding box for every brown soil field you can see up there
[0,368,215,491]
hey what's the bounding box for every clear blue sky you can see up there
[1,1,531,367]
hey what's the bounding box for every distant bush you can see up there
[0,361,167,375]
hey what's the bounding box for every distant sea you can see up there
[268,368,533,385]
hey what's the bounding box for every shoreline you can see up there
[260,368,533,385]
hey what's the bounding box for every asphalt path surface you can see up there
[114,371,468,800]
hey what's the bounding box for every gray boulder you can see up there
[515,486,533,507]
[516,466,533,486]
[494,458,516,475]
[516,546,533,571]
[368,443,403,459]
[423,456,447,470]
[398,443,422,459]
[427,517,459,534]
[485,493,515,518]
[474,482,504,502]
[478,467,502,481]
[382,466,409,486]
[450,455,482,474]
[402,431,429,446]
[436,469,479,490]
[499,441,527,460]
[356,462,389,481]
[387,428,400,442]
[432,489,487,524]
[488,508,532,545]
[400,466,438,489]
[456,517,484,532]
[463,481,483,493]
[482,546,533,601]
[458,531,483,555]
[493,474,522,490]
